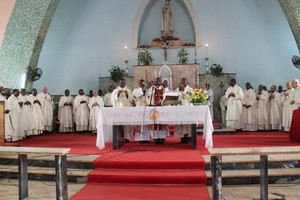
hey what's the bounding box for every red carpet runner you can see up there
[71,138,210,200]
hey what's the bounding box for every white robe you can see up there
[28,94,44,135]
[225,85,244,129]
[19,94,33,136]
[58,95,74,132]
[269,91,282,130]
[73,95,90,131]
[220,94,228,127]
[242,88,257,131]
[103,92,113,107]
[8,95,24,141]
[204,88,214,121]
[88,96,104,131]
[256,90,270,130]
[0,95,13,140]
[282,88,294,131]
[111,86,133,140]
[37,92,53,131]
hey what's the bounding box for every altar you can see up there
[96,105,214,150]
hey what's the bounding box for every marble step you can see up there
[0,164,92,183]
[0,154,98,169]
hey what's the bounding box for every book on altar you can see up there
[163,91,181,106]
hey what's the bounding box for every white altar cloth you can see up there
[96,105,214,149]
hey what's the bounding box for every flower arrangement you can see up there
[189,88,206,104]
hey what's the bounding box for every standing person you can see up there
[290,79,300,110]
[103,85,114,107]
[256,85,270,131]
[28,88,44,135]
[204,82,214,121]
[132,79,150,143]
[58,89,74,132]
[73,89,90,132]
[111,78,133,142]
[0,86,12,141]
[146,77,168,144]
[242,82,257,131]
[225,79,244,130]
[282,81,294,131]
[37,87,54,133]
[18,88,33,137]
[88,90,104,132]
[8,89,24,141]
[161,0,173,35]
[220,90,228,127]
[269,85,282,130]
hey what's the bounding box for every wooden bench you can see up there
[0,147,70,200]
[208,146,300,200]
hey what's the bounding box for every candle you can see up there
[124,46,128,60]
[205,44,208,58]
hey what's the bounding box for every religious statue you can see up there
[161,0,173,36]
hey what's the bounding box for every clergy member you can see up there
[73,89,90,132]
[28,88,44,135]
[8,89,24,141]
[103,85,114,107]
[256,85,270,131]
[37,87,54,133]
[111,78,133,142]
[88,90,104,132]
[282,81,294,132]
[242,82,257,131]
[225,79,244,130]
[58,89,74,132]
[19,88,33,137]
[269,85,282,130]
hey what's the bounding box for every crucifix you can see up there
[160,41,172,61]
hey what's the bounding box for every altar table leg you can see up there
[260,155,268,200]
[18,154,28,200]
[191,124,197,149]
[113,125,124,150]
[211,155,222,200]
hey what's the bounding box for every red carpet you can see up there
[15,133,112,154]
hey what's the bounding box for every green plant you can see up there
[210,64,223,77]
[138,49,154,65]
[177,48,189,63]
[109,65,127,83]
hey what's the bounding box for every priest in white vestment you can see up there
[58,89,74,132]
[242,82,257,131]
[37,87,54,132]
[103,85,114,107]
[282,81,294,131]
[111,79,133,142]
[88,90,104,132]
[8,89,24,141]
[220,90,228,127]
[204,82,214,121]
[256,85,270,130]
[0,87,13,141]
[290,79,300,110]
[73,89,90,131]
[28,88,44,135]
[174,78,193,143]
[19,89,33,136]
[132,79,150,143]
[269,85,282,130]
[225,79,244,130]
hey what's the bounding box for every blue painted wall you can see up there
[35,0,299,95]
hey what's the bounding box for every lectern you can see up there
[0,101,5,146]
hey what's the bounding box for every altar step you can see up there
[203,154,300,185]
[0,154,97,183]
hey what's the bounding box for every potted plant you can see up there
[138,49,154,65]
[177,48,189,63]
[108,65,127,83]
[210,64,223,77]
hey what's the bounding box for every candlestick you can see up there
[205,44,208,58]
[124,46,128,61]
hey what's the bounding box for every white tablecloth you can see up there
[96,105,214,149]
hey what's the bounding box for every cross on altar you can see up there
[160,42,172,61]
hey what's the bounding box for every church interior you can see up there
[1,0,300,199]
